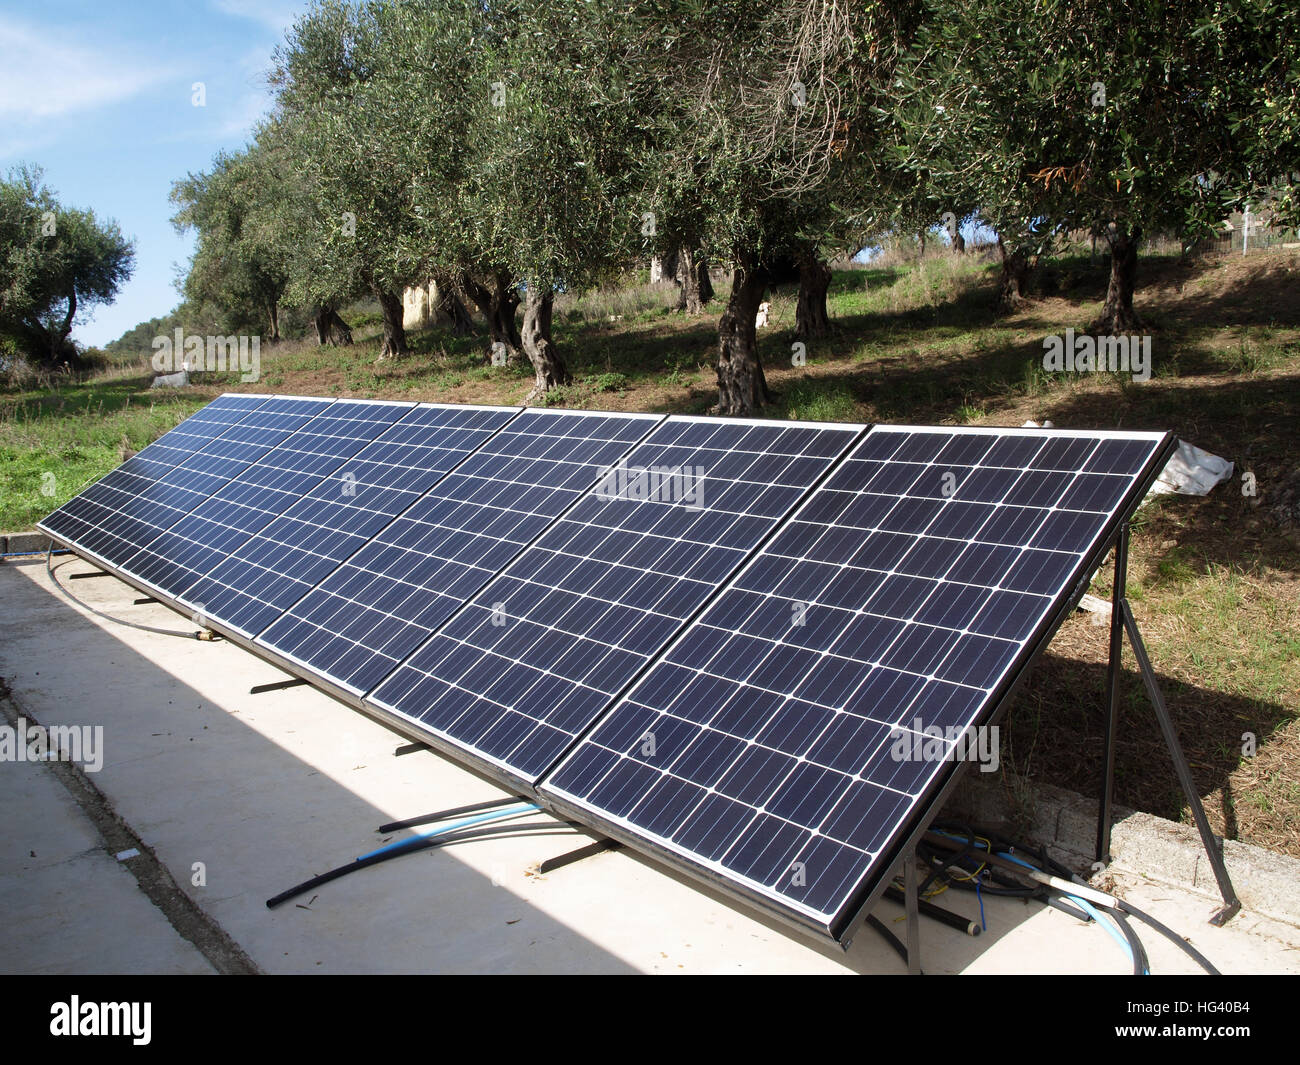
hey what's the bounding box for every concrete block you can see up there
[3,531,49,555]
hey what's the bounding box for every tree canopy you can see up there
[0,165,135,368]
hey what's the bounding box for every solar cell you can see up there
[258,408,663,695]
[541,425,1172,939]
[121,399,417,626]
[368,416,863,784]
[37,395,328,571]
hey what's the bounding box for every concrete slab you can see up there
[0,733,215,975]
[2,555,1297,975]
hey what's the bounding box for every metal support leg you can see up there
[1096,525,1129,864]
[249,677,308,695]
[903,850,921,975]
[537,839,620,874]
[1120,600,1241,925]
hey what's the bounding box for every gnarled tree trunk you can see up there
[266,298,280,343]
[313,306,353,346]
[521,283,568,403]
[675,246,713,314]
[715,263,772,416]
[952,228,966,255]
[436,283,475,335]
[462,272,522,362]
[995,237,1032,313]
[374,287,409,359]
[1091,225,1143,334]
[795,251,833,339]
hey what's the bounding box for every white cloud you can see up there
[0,20,174,121]
[212,0,301,34]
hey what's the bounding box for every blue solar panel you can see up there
[541,425,1170,938]
[175,404,523,639]
[368,417,863,783]
[120,400,417,626]
[36,395,324,570]
[258,408,662,695]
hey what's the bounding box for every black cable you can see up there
[266,821,578,909]
[1117,899,1221,976]
[916,835,1038,898]
[933,821,1222,976]
[46,546,212,640]
[918,823,978,898]
[864,914,921,972]
[1044,894,1093,923]
[377,795,523,833]
[1111,908,1150,976]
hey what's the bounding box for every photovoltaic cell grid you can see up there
[258,409,663,695]
[368,417,863,783]
[36,395,326,571]
[177,403,523,639]
[542,425,1168,937]
[122,399,418,630]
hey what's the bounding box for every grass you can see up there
[5,245,1298,857]
[0,382,205,529]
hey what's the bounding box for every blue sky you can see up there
[0,0,309,346]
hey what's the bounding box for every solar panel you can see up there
[174,403,523,639]
[119,399,418,627]
[540,425,1172,940]
[257,408,663,695]
[36,395,328,571]
[368,417,863,785]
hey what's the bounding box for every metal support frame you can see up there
[249,677,308,695]
[1095,524,1241,926]
[903,849,921,975]
[537,839,621,875]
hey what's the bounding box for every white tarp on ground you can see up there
[1147,439,1235,500]
[1069,436,1233,616]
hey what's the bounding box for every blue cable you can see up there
[996,850,1138,971]
[358,803,539,861]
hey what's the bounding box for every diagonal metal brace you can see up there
[1119,599,1241,925]
[1094,524,1240,926]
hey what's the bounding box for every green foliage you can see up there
[887,0,1278,253]
[0,165,134,367]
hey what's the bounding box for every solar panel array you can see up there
[368,417,861,782]
[542,426,1166,936]
[259,409,661,695]
[38,395,1171,943]
[39,395,326,571]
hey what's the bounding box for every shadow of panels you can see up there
[541,425,1172,941]
[176,403,525,639]
[119,399,418,622]
[258,409,664,697]
[368,416,864,787]
[37,394,328,570]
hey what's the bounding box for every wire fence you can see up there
[1192,220,1300,256]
